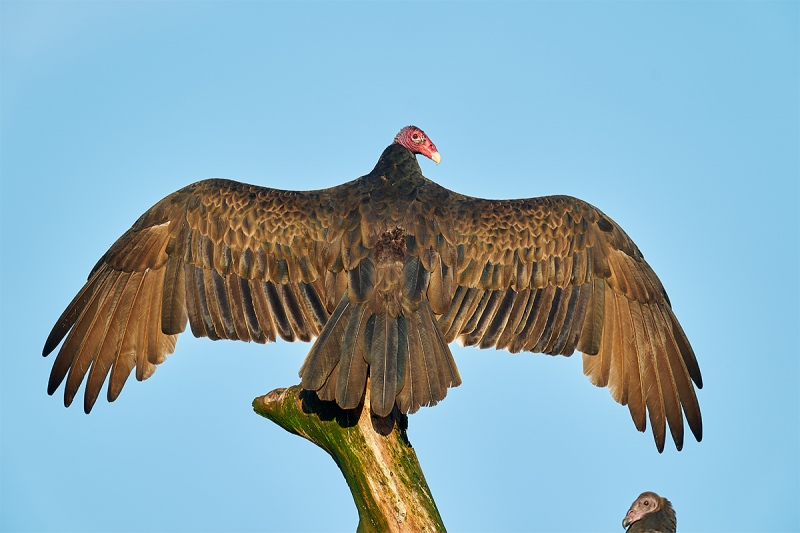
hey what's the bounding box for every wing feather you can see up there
[161,252,188,336]
[643,304,684,450]
[654,305,703,442]
[462,290,492,337]
[617,293,647,433]
[510,286,556,353]
[107,270,148,402]
[629,299,665,450]
[552,282,588,356]
[84,271,139,412]
[44,179,337,410]
[200,269,227,339]
[297,281,330,335]
[236,276,266,343]
[437,191,700,450]
[48,269,118,398]
[248,278,276,343]
[577,278,605,355]
[542,285,576,354]
[478,290,517,349]
[141,267,176,372]
[495,288,530,351]
[544,286,575,353]
[523,285,559,352]
[277,283,311,342]
[441,287,482,343]
[189,265,218,340]
[63,270,126,407]
[262,281,294,342]
[224,273,251,341]
[43,268,106,359]
[461,290,504,347]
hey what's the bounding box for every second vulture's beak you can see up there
[622,512,634,529]
[430,151,441,165]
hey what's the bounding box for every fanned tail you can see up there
[299,250,462,416]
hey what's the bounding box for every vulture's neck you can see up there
[368,144,422,181]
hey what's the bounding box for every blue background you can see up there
[2,2,798,532]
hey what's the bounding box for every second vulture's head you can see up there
[622,491,675,531]
[394,125,441,164]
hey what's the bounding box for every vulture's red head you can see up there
[394,126,441,164]
[622,492,675,532]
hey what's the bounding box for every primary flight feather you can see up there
[43,126,702,452]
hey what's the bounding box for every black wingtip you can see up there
[42,329,63,357]
[690,417,703,443]
[83,400,94,415]
[47,374,61,397]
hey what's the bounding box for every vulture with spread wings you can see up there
[43,126,702,452]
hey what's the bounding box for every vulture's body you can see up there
[43,127,702,451]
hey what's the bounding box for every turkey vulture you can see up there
[623,492,676,533]
[43,126,702,451]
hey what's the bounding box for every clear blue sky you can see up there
[2,2,798,532]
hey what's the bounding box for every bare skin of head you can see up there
[393,126,441,164]
[623,492,666,528]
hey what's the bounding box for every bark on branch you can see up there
[253,384,445,533]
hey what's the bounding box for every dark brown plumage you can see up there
[43,126,702,451]
[623,492,676,533]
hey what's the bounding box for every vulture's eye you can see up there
[412,133,424,143]
[643,501,650,506]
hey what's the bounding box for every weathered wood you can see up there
[253,384,446,533]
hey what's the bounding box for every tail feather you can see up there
[302,291,461,416]
[402,255,429,307]
[420,299,461,392]
[336,304,369,409]
[368,313,400,417]
[397,300,460,414]
[316,363,338,402]
[398,308,441,413]
[299,293,352,390]
[394,315,409,396]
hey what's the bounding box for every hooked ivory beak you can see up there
[430,151,441,165]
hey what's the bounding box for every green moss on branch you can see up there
[253,385,445,533]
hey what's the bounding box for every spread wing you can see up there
[428,192,702,451]
[43,158,702,452]
[43,178,348,413]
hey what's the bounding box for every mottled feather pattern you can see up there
[43,138,701,451]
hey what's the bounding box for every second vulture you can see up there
[623,492,677,533]
[43,126,703,452]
